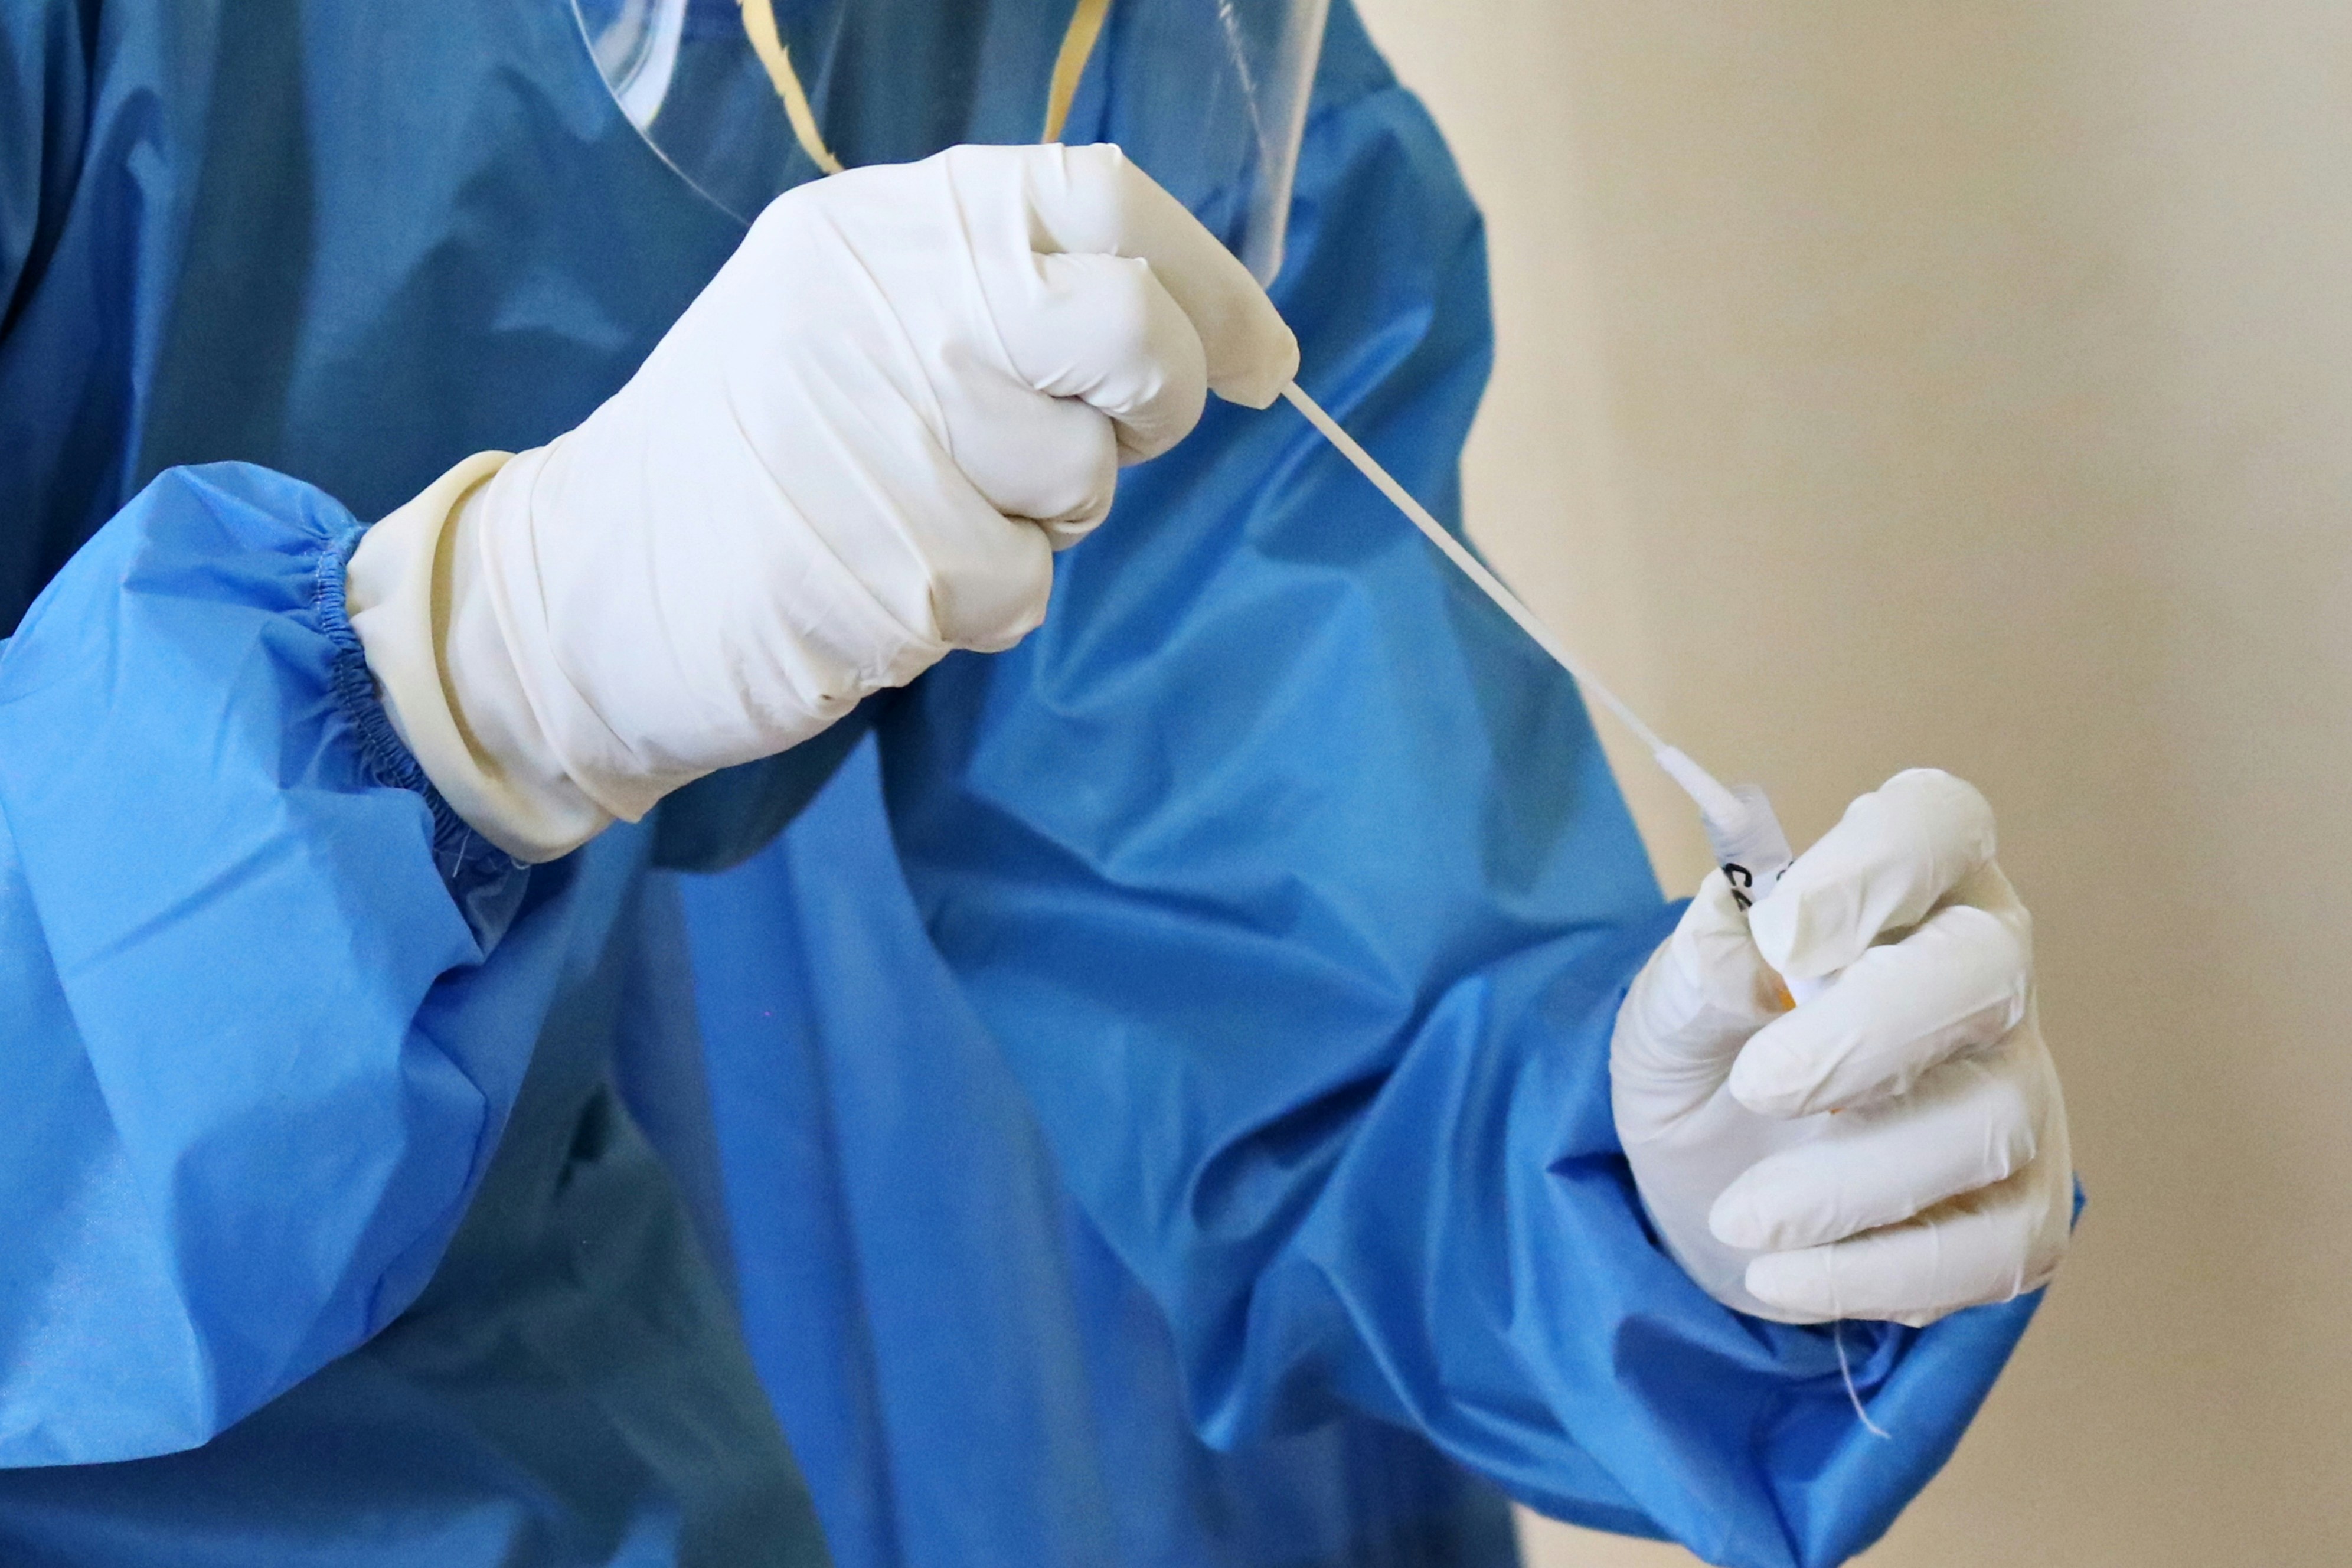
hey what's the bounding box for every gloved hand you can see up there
[348,143,1296,860]
[1610,769,2072,1325]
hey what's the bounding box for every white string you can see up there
[1830,1255,1893,1440]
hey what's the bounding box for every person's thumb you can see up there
[1611,870,1788,1143]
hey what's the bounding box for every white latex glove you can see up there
[1610,769,2072,1326]
[348,143,1296,860]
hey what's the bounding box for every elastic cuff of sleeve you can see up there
[345,452,612,861]
[316,525,529,935]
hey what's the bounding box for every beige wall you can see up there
[1345,2,2352,1564]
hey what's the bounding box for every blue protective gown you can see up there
[0,3,2046,1566]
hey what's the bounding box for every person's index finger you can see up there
[1728,900,2031,1118]
[1750,769,1997,981]
[995,142,1299,408]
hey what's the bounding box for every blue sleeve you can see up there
[874,11,2044,1567]
[0,462,551,1466]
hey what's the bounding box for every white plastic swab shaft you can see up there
[1282,383,1862,1378]
[1279,380,1752,811]
[1279,382,1678,762]
[1279,381,1823,989]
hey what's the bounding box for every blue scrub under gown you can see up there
[0,3,2046,1566]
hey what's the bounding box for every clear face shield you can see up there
[570,0,1328,283]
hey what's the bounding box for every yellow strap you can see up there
[738,0,845,175]
[739,0,1113,176]
[1041,0,1113,144]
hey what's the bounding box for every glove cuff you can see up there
[347,453,615,862]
